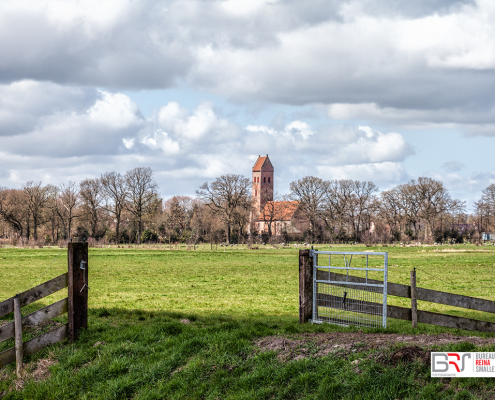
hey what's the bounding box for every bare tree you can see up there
[379,187,404,239]
[414,177,454,240]
[190,201,223,247]
[80,178,104,238]
[376,178,463,242]
[351,180,379,242]
[478,184,495,232]
[196,174,251,244]
[397,182,422,238]
[23,181,55,240]
[101,171,128,244]
[56,181,82,239]
[473,200,489,242]
[125,167,158,244]
[0,188,30,239]
[289,176,329,242]
[164,196,193,241]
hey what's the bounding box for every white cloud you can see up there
[140,130,180,155]
[0,80,93,136]
[333,126,413,165]
[0,85,417,196]
[247,120,314,143]
[246,125,277,135]
[88,91,141,129]
[317,162,409,186]
[0,0,493,121]
[157,100,238,142]
[0,83,144,157]
[122,138,135,149]
[395,1,495,70]
[2,0,494,204]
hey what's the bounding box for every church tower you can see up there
[252,155,274,217]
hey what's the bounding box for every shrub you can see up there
[141,228,158,243]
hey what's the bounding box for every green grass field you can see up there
[1,244,495,399]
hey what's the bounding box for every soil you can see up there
[256,332,495,364]
[10,358,57,392]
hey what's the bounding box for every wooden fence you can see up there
[0,242,88,375]
[299,249,495,332]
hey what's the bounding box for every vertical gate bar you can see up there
[14,294,23,376]
[382,253,388,328]
[312,250,317,322]
[328,255,331,280]
[366,255,368,284]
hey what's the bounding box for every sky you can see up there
[1,0,495,209]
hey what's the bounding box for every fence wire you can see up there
[312,251,388,328]
[315,282,384,328]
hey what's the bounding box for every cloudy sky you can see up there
[1,0,495,207]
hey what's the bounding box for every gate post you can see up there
[68,242,89,341]
[299,249,314,323]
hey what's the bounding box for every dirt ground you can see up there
[0,358,57,396]
[256,332,495,364]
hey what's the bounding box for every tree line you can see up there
[0,168,493,245]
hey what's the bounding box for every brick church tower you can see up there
[251,155,274,218]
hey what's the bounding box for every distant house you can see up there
[482,232,495,241]
[256,200,308,236]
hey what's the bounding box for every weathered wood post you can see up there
[411,268,417,328]
[68,242,89,341]
[13,294,23,376]
[299,249,315,323]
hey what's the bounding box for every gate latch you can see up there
[79,261,89,292]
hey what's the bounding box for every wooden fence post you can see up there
[13,294,23,376]
[68,242,88,341]
[299,249,314,323]
[411,268,417,328]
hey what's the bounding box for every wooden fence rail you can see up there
[0,242,88,375]
[300,249,495,332]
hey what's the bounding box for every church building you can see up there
[250,155,306,237]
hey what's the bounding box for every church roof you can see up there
[252,155,274,171]
[257,201,300,221]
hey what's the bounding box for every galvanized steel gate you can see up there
[311,251,388,328]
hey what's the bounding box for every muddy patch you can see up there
[256,332,495,363]
[371,345,431,367]
[1,358,57,395]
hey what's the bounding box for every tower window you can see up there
[263,177,266,183]
[257,177,259,183]
[268,177,270,183]
[255,190,257,196]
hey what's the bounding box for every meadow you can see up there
[1,244,495,399]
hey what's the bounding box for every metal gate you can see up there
[311,251,388,328]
